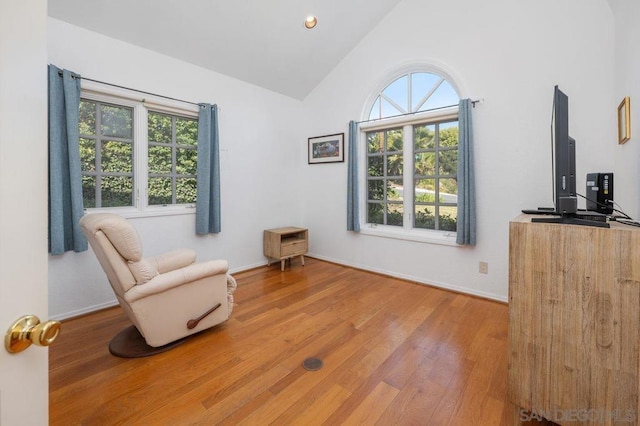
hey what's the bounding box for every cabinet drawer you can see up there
[281,241,306,257]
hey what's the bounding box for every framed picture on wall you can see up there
[618,96,631,144]
[308,133,344,164]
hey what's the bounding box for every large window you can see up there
[78,89,199,214]
[362,71,460,237]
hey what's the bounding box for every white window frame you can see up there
[358,106,460,246]
[146,111,198,207]
[80,80,200,218]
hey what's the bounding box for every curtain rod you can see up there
[57,70,201,107]
[356,98,483,125]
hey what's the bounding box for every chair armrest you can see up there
[148,248,197,274]
[124,259,228,303]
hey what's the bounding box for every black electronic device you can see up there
[551,85,577,214]
[530,86,609,228]
[586,172,614,214]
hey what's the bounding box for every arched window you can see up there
[361,70,460,238]
[368,72,459,120]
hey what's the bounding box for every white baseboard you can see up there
[307,252,508,304]
[51,261,271,321]
[51,256,506,321]
[50,299,119,321]
[229,261,269,274]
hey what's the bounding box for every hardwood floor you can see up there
[50,258,518,425]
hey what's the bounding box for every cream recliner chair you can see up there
[80,213,236,356]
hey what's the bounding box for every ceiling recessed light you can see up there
[304,15,317,29]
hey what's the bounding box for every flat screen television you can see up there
[531,86,609,228]
[552,86,577,214]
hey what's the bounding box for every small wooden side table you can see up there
[263,227,308,271]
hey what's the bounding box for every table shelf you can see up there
[263,227,308,271]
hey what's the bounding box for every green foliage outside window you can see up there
[79,100,134,208]
[414,124,458,195]
[415,207,457,231]
[147,112,198,205]
[79,99,198,208]
[366,121,459,231]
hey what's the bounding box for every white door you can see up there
[0,1,50,425]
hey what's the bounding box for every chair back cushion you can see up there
[94,215,143,261]
[79,213,144,295]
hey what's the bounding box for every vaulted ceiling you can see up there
[48,0,403,100]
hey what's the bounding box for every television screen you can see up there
[552,86,577,214]
[529,86,609,228]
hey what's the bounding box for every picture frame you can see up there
[308,133,344,164]
[618,96,631,144]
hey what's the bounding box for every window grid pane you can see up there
[176,117,198,146]
[413,120,458,230]
[79,101,96,136]
[101,141,132,173]
[79,99,134,208]
[148,145,172,174]
[148,112,172,144]
[102,176,133,207]
[79,137,96,172]
[148,112,197,205]
[366,128,404,225]
[100,104,133,139]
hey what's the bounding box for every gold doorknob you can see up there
[5,315,61,354]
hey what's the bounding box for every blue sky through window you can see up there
[368,72,459,120]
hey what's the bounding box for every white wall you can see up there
[610,0,640,219]
[48,19,306,319]
[301,0,616,301]
[48,0,626,318]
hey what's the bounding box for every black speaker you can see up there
[586,173,613,214]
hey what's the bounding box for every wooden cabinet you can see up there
[263,227,308,271]
[508,215,640,425]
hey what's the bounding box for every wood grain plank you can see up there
[508,217,640,425]
[340,381,399,425]
[50,258,512,425]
